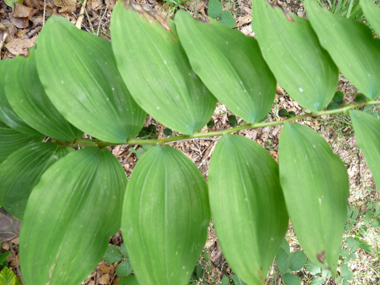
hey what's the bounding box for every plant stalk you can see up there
[58,101,380,148]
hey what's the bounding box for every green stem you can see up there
[60,101,380,148]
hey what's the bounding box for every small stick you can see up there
[43,0,47,26]
[0,32,8,59]
[96,4,108,36]
[8,241,25,285]
[76,0,88,29]
[84,7,95,34]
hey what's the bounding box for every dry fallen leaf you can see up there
[13,2,33,18]
[53,0,76,7]
[9,15,29,29]
[5,36,36,55]
[98,273,110,285]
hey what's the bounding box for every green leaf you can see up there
[305,260,321,275]
[208,0,222,18]
[358,240,372,253]
[363,213,372,224]
[350,110,380,191]
[103,245,123,264]
[340,262,353,280]
[219,11,236,28]
[0,252,10,265]
[5,48,82,142]
[116,260,133,277]
[304,0,380,100]
[0,128,44,163]
[290,251,307,271]
[221,275,229,285]
[36,15,145,143]
[360,0,380,37]
[230,275,249,285]
[19,147,127,284]
[280,238,290,253]
[111,1,216,135]
[282,273,301,285]
[120,243,129,258]
[340,249,349,258]
[251,0,338,113]
[333,91,344,103]
[310,277,325,285]
[279,123,349,275]
[276,248,291,274]
[346,237,359,253]
[0,142,69,219]
[0,60,41,136]
[175,11,276,124]
[122,145,210,285]
[118,275,138,285]
[208,135,288,284]
[0,267,22,285]
[4,0,23,8]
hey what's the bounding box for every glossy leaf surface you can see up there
[36,15,146,143]
[175,11,276,123]
[20,147,127,284]
[111,1,216,135]
[0,142,68,219]
[360,0,380,36]
[0,127,44,163]
[122,145,210,285]
[251,0,338,113]
[5,49,82,142]
[208,135,288,284]
[350,110,380,190]
[279,123,349,275]
[305,0,380,100]
[0,59,41,136]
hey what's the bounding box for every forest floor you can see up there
[1,0,380,284]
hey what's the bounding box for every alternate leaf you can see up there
[111,1,216,135]
[0,59,41,136]
[219,11,236,28]
[0,127,44,163]
[0,267,22,285]
[175,11,276,123]
[122,145,210,285]
[276,248,291,274]
[0,142,69,219]
[118,275,138,285]
[116,260,133,277]
[208,0,222,18]
[279,123,349,275]
[36,15,146,143]
[20,147,127,284]
[350,110,380,190]
[5,48,82,142]
[251,0,338,112]
[208,135,288,284]
[290,251,307,271]
[103,244,123,264]
[304,0,380,100]
[360,0,380,36]
[282,273,301,285]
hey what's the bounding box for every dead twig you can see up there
[96,4,108,36]
[8,241,25,285]
[0,32,8,59]
[75,0,88,29]
[84,7,95,34]
[43,0,47,26]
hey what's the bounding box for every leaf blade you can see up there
[175,11,276,124]
[36,15,146,143]
[304,0,380,100]
[279,123,349,275]
[19,147,127,284]
[122,145,210,285]
[208,135,288,284]
[251,0,339,112]
[111,1,216,135]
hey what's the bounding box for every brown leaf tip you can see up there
[316,250,326,264]
[121,0,171,31]
[267,0,295,22]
